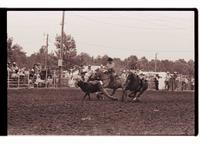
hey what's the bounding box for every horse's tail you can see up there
[139,79,148,91]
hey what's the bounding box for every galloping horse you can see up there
[122,72,148,102]
[89,69,126,99]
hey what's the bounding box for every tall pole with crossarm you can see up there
[58,11,65,87]
[155,52,157,72]
[45,34,48,88]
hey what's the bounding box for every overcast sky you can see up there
[7,11,194,61]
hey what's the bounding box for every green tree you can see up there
[137,56,148,71]
[7,37,13,62]
[27,45,47,68]
[187,59,194,77]
[76,52,93,65]
[124,55,138,69]
[7,37,27,67]
[101,55,109,65]
[55,33,77,70]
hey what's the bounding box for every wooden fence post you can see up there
[53,71,56,88]
[27,72,30,88]
[17,75,20,88]
[8,71,9,89]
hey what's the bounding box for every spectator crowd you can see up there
[7,61,195,90]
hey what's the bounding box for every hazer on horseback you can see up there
[122,71,148,102]
[105,57,116,85]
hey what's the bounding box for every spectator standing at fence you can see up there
[18,67,25,77]
[181,75,187,91]
[7,61,12,70]
[165,72,171,90]
[154,74,160,90]
[170,72,178,91]
[7,62,12,77]
[33,63,41,74]
[11,62,19,74]
[29,68,35,79]
[191,77,195,90]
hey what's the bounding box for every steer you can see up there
[75,78,103,100]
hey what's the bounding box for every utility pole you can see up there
[155,52,157,72]
[45,34,49,88]
[58,11,65,87]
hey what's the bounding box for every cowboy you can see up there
[105,57,115,71]
[105,57,116,83]
[78,65,87,81]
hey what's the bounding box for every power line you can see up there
[76,40,192,53]
[72,14,189,31]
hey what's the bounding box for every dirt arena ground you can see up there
[8,88,195,135]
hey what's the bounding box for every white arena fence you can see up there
[8,72,30,88]
[7,71,76,89]
[7,71,194,91]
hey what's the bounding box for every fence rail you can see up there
[7,73,194,91]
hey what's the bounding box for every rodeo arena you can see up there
[8,59,196,135]
[8,12,195,136]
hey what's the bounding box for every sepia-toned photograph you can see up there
[7,9,196,135]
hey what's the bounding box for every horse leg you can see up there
[88,93,91,101]
[96,92,104,100]
[133,89,145,102]
[99,92,104,100]
[128,91,136,98]
[111,88,116,96]
[127,91,137,102]
[82,93,88,101]
[96,92,101,100]
[129,91,139,102]
[121,89,127,102]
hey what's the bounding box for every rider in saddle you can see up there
[78,65,87,81]
[105,57,116,83]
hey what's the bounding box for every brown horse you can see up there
[122,72,148,102]
[89,69,126,100]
